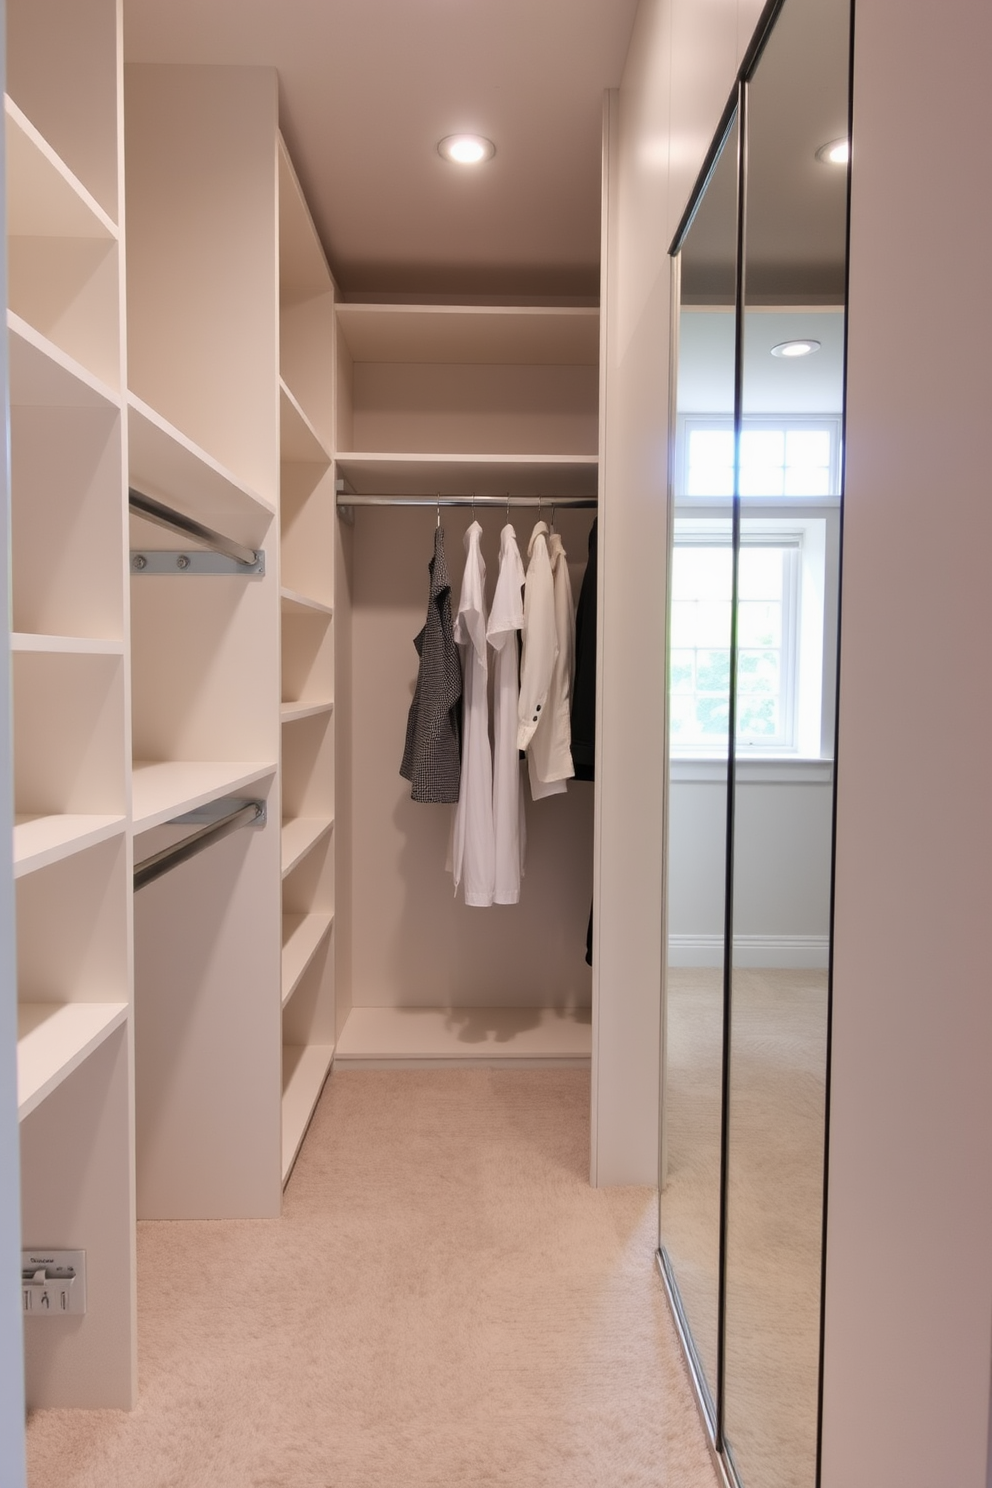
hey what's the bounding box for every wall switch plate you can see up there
[22,1250,86,1316]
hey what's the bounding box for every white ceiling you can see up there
[123,0,641,301]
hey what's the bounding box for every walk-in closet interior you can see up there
[6,0,603,1423]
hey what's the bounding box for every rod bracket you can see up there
[130,549,265,576]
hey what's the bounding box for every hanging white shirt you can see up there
[518,521,556,754]
[487,523,527,904]
[451,521,496,906]
[520,525,575,800]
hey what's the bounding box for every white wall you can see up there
[0,9,28,1476]
[594,0,764,1184]
[668,771,833,966]
[821,1,992,1483]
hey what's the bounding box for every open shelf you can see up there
[281,1042,334,1182]
[281,700,333,725]
[132,760,275,834]
[281,817,334,878]
[13,813,125,879]
[12,633,123,656]
[18,1000,128,1121]
[282,912,334,1008]
[128,393,276,533]
[280,379,330,465]
[335,453,599,496]
[6,95,117,240]
[281,587,332,618]
[8,309,119,409]
[336,304,600,366]
[334,1006,593,1067]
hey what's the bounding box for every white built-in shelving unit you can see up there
[7,0,135,1411]
[331,301,598,1064]
[278,140,337,1180]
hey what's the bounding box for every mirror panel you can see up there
[723,0,851,1484]
[659,107,739,1420]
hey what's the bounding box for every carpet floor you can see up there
[26,1068,717,1488]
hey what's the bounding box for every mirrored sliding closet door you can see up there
[659,1,852,1485]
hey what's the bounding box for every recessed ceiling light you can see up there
[438,134,496,165]
[816,138,850,165]
[771,339,822,358]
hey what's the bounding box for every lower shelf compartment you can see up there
[282,1042,334,1183]
[282,912,334,1007]
[18,1000,128,1120]
[334,1006,592,1067]
[281,816,333,877]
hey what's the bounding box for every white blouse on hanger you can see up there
[518,522,575,801]
[487,523,527,904]
[451,520,496,906]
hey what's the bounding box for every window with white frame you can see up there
[679,415,842,500]
[670,535,800,752]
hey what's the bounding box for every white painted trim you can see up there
[671,757,834,783]
[669,933,830,969]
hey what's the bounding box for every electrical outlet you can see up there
[22,1250,86,1316]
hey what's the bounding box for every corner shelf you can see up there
[8,310,119,409]
[18,1001,128,1121]
[280,379,331,465]
[282,912,334,1008]
[132,760,276,834]
[281,700,333,725]
[281,817,334,878]
[6,95,118,240]
[13,813,126,880]
[280,587,332,618]
[282,1042,334,1182]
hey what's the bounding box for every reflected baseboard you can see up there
[668,934,829,969]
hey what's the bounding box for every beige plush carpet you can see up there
[27,1069,717,1488]
[661,968,828,1488]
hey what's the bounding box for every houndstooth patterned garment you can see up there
[400,525,463,802]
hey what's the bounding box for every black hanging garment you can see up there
[571,518,598,964]
[400,525,463,803]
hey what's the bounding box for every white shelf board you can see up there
[128,394,276,530]
[8,310,120,409]
[281,700,333,725]
[12,633,124,655]
[18,1001,128,1121]
[280,379,331,465]
[132,760,275,834]
[282,1042,334,1182]
[13,814,126,879]
[281,912,334,1008]
[281,816,333,878]
[6,96,118,239]
[334,1006,593,1067]
[280,587,332,618]
[336,304,599,366]
[335,453,599,497]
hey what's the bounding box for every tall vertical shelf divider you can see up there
[123,64,283,1221]
[7,0,136,1408]
[277,140,337,1182]
[331,303,599,1065]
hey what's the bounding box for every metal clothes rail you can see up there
[335,493,598,510]
[129,488,265,573]
[134,799,266,891]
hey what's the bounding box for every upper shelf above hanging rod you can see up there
[335,493,598,510]
[129,488,265,575]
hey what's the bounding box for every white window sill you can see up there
[670,755,834,783]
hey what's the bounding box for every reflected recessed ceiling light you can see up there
[816,138,850,165]
[438,134,495,165]
[771,339,822,358]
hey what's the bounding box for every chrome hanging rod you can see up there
[129,488,263,570]
[335,494,597,509]
[134,799,266,892]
